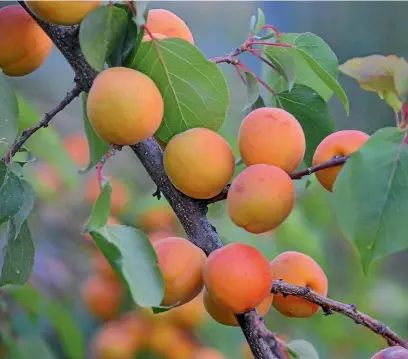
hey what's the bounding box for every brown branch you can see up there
[2,85,81,164]
[209,44,247,64]
[271,280,408,349]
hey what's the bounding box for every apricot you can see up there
[227,164,295,234]
[87,67,164,145]
[270,251,328,318]
[119,313,153,347]
[146,9,194,44]
[164,128,235,199]
[92,250,118,280]
[81,275,123,321]
[194,348,226,359]
[27,1,101,25]
[148,230,176,244]
[63,134,90,168]
[154,237,206,306]
[142,33,168,42]
[0,5,52,77]
[32,164,62,196]
[203,288,273,327]
[138,205,178,232]
[312,130,370,192]
[203,243,272,314]
[238,107,306,173]
[371,346,408,359]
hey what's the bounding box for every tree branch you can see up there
[271,280,408,349]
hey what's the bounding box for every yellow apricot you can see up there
[270,251,328,318]
[146,9,194,44]
[312,130,370,192]
[164,128,235,199]
[154,237,206,306]
[238,107,306,173]
[227,164,295,234]
[0,5,52,77]
[142,33,168,42]
[203,243,272,314]
[87,67,164,145]
[27,1,101,25]
[203,288,273,327]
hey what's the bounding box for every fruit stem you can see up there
[248,41,292,48]
[126,1,136,15]
[247,48,281,74]
[237,62,277,95]
[234,65,248,85]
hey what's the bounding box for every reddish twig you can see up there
[234,65,248,85]
[248,41,292,48]
[262,24,281,40]
[237,62,277,95]
[247,48,280,74]
[125,1,136,15]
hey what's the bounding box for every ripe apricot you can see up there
[270,251,328,318]
[203,288,273,327]
[164,128,235,199]
[154,237,206,306]
[227,164,295,234]
[371,346,408,359]
[138,205,178,232]
[148,230,176,244]
[81,275,123,321]
[312,130,370,192]
[203,243,272,314]
[63,134,90,168]
[238,107,306,173]
[27,1,101,25]
[87,67,164,145]
[194,348,226,359]
[142,33,168,42]
[92,250,118,280]
[0,5,52,77]
[146,9,194,44]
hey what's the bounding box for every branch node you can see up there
[350,304,358,312]
[152,187,162,200]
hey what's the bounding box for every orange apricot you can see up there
[138,205,178,232]
[0,5,52,76]
[148,230,176,244]
[154,237,206,306]
[194,348,226,359]
[92,250,118,280]
[119,313,153,347]
[142,33,168,42]
[203,288,273,327]
[227,164,295,234]
[164,128,235,199]
[238,107,306,173]
[270,251,328,318]
[81,275,123,321]
[63,134,90,168]
[312,130,370,192]
[27,1,101,25]
[87,67,164,145]
[371,346,408,359]
[203,243,272,314]
[146,9,194,44]
[32,164,62,196]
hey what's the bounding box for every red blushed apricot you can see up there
[203,243,272,314]
[0,5,52,77]
[63,134,90,168]
[194,348,226,359]
[227,164,295,234]
[154,237,206,306]
[142,33,168,42]
[203,288,273,327]
[312,130,370,192]
[270,251,328,318]
[371,346,408,359]
[148,230,176,244]
[164,128,235,199]
[238,107,306,173]
[146,9,194,44]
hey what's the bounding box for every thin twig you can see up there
[3,85,81,164]
[290,155,348,180]
[271,280,408,348]
[209,44,246,64]
[237,62,277,95]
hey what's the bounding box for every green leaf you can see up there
[275,85,334,166]
[287,339,320,359]
[333,127,408,273]
[393,58,408,102]
[0,163,24,225]
[84,179,111,232]
[11,180,35,238]
[89,225,164,307]
[79,5,128,71]
[250,8,265,35]
[264,46,296,91]
[243,72,260,111]
[250,95,265,112]
[130,39,230,143]
[152,303,179,314]
[0,71,18,158]
[81,93,109,172]
[17,337,56,359]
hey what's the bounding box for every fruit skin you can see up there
[238,107,306,173]
[371,346,408,359]
[92,250,118,280]
[87,67,164,145]
[203,243,272,314]
[194,348,226,359]
[27,1,101,25]
[142,33,168,42]
[154,237,206,306]
[270,251,328,318]
[203,288,273,327]
[146,9,194,44]
[164,128,235,199]
[64,134,90,168]
[227,164,295,234]
[312,130,370,192]
[0,5,52,76]
[148,230,176,244]
[138,205,178,232]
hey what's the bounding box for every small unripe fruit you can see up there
[142,33,168,42]
[371,346,408,359]
[146,9,194,44]
[270,251,328,318]
[203,288,273,326]
[238,107,306,172]
[87,67,164,146]
[27,1,101,25]
[0,5,52,76]
[164,128,235,199]
[203,243,272,314]
[312,130,370,191]
[154,237,206,306]
[227,164,295,234]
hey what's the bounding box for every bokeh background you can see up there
[1,1,408,359]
